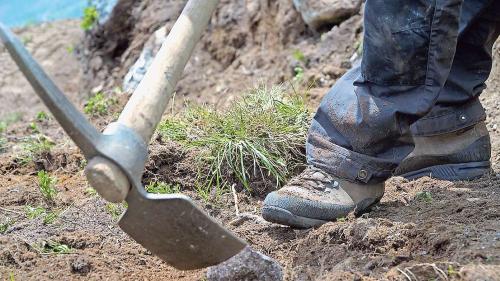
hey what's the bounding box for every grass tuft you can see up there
[24,205,58,224]
[37,171,58,202]
[29,122,39,133]
[158,84,310,196]
[84,187,98,197]
[145,182,181,194]
[16,134,54,165]
[66,45,75,54]
[36,111,49,121]
[84,92,116,117]
[447,265,459,276]
[106,203,123,220]
[81,6,99,31]
[292,49,306,63]
[293,67,304,81]
[42,211,58,225]
[416,191,433,203]
[0,218,14,234]
[39,241,72,254]
[157,120,188,142]
[24,205,46,219]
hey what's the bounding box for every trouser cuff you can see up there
[306,133,396,184]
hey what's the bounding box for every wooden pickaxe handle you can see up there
[85,0,220,202]
[119,0,219,143]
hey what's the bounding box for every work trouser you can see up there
[307,0,500,184]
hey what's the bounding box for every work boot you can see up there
[262,166,384,228]
[395,122,491,181]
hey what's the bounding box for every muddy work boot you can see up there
[395,122,491,181]
[262,166,384,228]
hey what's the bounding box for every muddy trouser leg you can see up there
[306,0,497,184]
[411,0,500,135]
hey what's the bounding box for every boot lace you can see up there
[288,166,339,191]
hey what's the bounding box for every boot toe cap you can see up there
[262,190,354,228]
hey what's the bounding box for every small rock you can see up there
[71,257,91,275]
[206,246,283,281]
[292,0,363,30]
[122,27,167,93]
[89,56,103,70]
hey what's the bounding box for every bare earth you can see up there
[0,17,499,281]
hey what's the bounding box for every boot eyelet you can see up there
[357,169,368,180]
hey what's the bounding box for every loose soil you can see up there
[0,20,84,120]
[0,3,499,281]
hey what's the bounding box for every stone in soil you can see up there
[71,256,92,274]
[206,246,283,281]
[293,0,363,30]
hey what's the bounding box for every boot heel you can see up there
[400,161,491,181]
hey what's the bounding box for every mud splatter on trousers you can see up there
[307,0,500,183]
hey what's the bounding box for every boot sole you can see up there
[261,206,328,229]
[399,161,490,181]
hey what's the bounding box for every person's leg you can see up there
[396,0,500,180]
[263,0,465,228]
[306,0,468,184]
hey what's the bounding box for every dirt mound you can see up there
[206,176,499,281]
[143,140,200,188]
[80,0,186,89]
[283,176,500,280]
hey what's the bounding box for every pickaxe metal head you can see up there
[0,0,246,269]
[97,123,247,270]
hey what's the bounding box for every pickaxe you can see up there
[0,0,248,270]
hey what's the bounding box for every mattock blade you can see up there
[121,189,246,270]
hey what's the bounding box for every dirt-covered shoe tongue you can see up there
[262,166,384,228]
[286,166,339,191]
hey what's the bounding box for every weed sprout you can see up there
[37,170,58,201]
[84,92,116,117]
[81,6,99,31]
